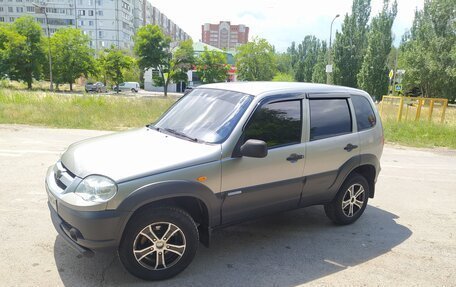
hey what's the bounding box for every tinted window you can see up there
[309,99,352,140]
[244,100,302,148]
[351,95,376,131]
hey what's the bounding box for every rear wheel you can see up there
[119,207,199,280]
[324,173,369,225]
[131,88,136,93]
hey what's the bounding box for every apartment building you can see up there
[201,21,249,51]
[0,0,191,51]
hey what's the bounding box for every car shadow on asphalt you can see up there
[53,205,411,287]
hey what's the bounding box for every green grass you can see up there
[1,89,456,149]
[0,89,175,130]
[379,100,456,149]
[383,120,456,149]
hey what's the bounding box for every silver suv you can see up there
[45,82,383,280]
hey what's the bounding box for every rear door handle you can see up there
[344,143,358,152]
[286,153,304,163]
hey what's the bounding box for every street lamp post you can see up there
[326,14,340,85]
[33,2,53,91]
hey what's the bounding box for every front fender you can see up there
[117,180,222,227]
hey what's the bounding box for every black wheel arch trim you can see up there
[329,154,380,199]
[116,180,221,242]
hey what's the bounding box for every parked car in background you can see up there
[114,82,140,93]
[183,86,193,95]
[85,82,107,93]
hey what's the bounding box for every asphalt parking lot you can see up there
[0,124,455,287]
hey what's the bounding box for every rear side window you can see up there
[244,100,302,148]
[351,95,376,131]
[309,99,352,141]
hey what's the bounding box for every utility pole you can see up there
[326,14,340,85]
[95,0,98,51]
[33,2,53,92]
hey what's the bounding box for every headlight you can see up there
[75,175,117,202]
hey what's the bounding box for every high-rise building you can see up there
[201,21,249,51]
[0,0,191,52]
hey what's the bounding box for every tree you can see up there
[195,46,228,83]
[49,28,95,91]
[134,25,194,96]
[134,25,171,95]
[399,0,456,102]
[333,0,371,87]
[0,24,27,79]
[291,36,321,82]
[235,37,276,81]
[99,46,134,93]
[275,52,293,75]
[312,41,328,83]
[95,51,109,86]
[0,16,45,89]
[357,0,397,99]
[272,72,295,82]
[169,39,194,85]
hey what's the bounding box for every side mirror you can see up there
[240,139,268,158]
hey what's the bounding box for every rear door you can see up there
[301,94,360,204]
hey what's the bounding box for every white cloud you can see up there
[150,0,424,51]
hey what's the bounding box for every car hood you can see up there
[61,127,222,182]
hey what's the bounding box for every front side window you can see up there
[154,89,253,144]
[309,99,352,141]
[244,100,302,148]
[351,95,376,131]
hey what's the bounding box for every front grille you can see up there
[54,161,76,191]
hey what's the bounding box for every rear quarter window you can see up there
[351,95,376,131]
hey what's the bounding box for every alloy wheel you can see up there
[132,222,186,270]
[341,183,365,217]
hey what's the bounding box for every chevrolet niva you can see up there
[46,82,383,280]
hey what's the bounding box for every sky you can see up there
[150,0,424,52]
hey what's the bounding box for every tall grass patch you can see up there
[0,90,175,130]
[382,112,456,149]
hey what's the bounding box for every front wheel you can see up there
[119,207,199,280]
[324,172,369,225]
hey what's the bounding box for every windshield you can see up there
[154,88,253,144]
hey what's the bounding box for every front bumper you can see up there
[48,200,129,253]
[49,202,94,257]
[46,165,131,255]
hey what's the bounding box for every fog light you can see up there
[69,228,79,241]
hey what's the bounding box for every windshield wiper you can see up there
[146,124,158,130]
[163,128,199,142]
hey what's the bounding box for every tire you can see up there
[324,172,369,225]
[131,88,136,93]
[119,207,199,281]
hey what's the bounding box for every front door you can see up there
[221,98,306,224]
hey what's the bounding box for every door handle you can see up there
[344,143,358,152]
[286,153,304,162]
